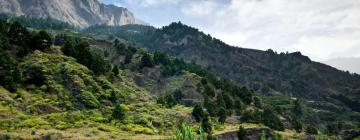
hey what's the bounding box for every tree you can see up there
[201,112,212,134]
[165,94,177,108]
[112,104,127,120]
[192,104,205,122]
[326,123,339,135]
[31,30,52,51]
[253,96,262,108]
[262,108,284,131]
[153,51,169,65]
[173,89,183,102]
[139,53,154,68]
[112,65,119,76]
[234,99,243,115]
[237,126,247,140]
[7,21,29,46]
[292,99,304,118]
[305,125,318,135]
[203,85,215,97]
[292,118,302,133]
[218,107,227,124]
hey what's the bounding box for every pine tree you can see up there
[237,126,247,140]
[140,53,155,68]
[112,104,126,120]
[218,107,227,124]
[192,104,205,122]
[112,65,119,76]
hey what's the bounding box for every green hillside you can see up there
[0,17,359,140]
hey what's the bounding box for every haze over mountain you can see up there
[0,0,146,28]
[325,57,360,74]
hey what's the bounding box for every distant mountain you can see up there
[83,23,360,112]
[0,0,146,28]
[325,57,360,74]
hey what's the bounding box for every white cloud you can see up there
[181,0,218,17]
[107,0,360,61]
[180,0,360,61]
[121,0,179,7]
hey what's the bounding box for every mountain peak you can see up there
[0,0,147,28]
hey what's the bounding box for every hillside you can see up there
[1,16,359,139]
[83,23,360,113]
[0,0,146,28]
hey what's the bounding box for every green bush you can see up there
[305,125,318,135]
[192,104,205,122]
[237,126,247,140]
[174,123,196,140]
[112,104,127,120]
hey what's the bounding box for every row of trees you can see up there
[61,36,112,75]
[0,20,55,92]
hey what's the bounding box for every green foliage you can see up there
[112,65,119,76]
[325,123,340,135]
[201,112,212,134]
[262,108,284,131]
[237,126,247,140]
[292,118,303,133]
[260,130,266,140]
[80,91,100,108]
[139,53,155,69]
[62,39,111,75]
[112,104,127,120]
[0,14,75,30]
[7,21,29,46]
[306,125,318,135]
[157,94,177,108]
[241,109,261,123]
[165,94,177,108]
[30,30,53,51]
[173,89,184,102]
[217,107,227,124]
[192,104,205,122]
[292,99,304,118]
[253,96,262,108]
[174,123,196,140]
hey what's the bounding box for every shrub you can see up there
[237,126,247,140]
[112,104,127,120]
[139,53,154,68]
[192,104,205,122]
[292,118,302,133]
[217,107,227,124]
[201,112,212,134]
[80,91,100,108]
[174,123,196,140]
[262,108,284,131]
[305,125,318,135]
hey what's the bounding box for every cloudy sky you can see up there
[101,0,360,62]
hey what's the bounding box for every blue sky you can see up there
[100,0,360,62]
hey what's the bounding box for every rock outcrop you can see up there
[0,0,146,28]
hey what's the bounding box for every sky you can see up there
[101,0,360,62]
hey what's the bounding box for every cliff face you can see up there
[0,0,146,28]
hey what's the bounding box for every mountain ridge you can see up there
[0,0,146,28]
[83,23,360,112]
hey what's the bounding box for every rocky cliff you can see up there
[0,0,146,28]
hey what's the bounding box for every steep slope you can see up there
[83,23,360,112]
[0,0,146,28]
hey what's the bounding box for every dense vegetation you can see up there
[1,17,359,139]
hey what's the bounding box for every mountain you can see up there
[1,13,360,139]
[325,57,360,74]
[83,23,360,112]
[0,0,146,28]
